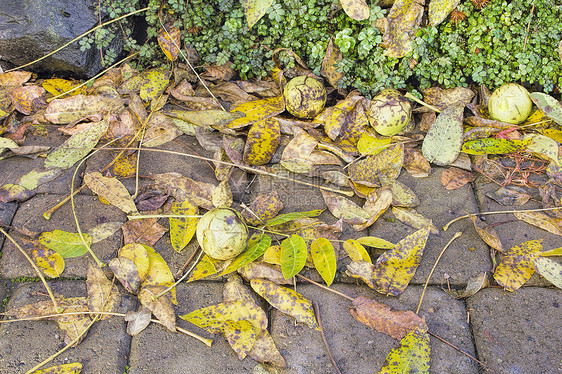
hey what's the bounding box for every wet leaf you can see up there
[250,278,319,329]
[43,78,91,97]
[440,167,476,190]
[392,207,439,234]
[429,0,461,26]
[241,192,284,226]
[470,216,503,252]
[222,234,272,276]
[264,209,324,227]
[351,296,425,340]
[321,190,370,225]
[534,257,562,289]
[447,272,489,298]
[169,199,199,253]
[356,236,395,249]
[0,183,35,203]
[125,307,152,336]
[341,0,369,20]
[243,0,275,28]
[494,240,543,291]
[138,286,176,331]
[30,362,83,374]
[122,218,167,246]
[514,211,562,236]
[373,227,430,296]
[280,234,307,279]
[227,96,285,129]
[86,263,119,319]
[381,0,425,58]
[346,261,376,288]
[243,118,281,166]
[157,25,181,61]
[45,95,122,124]
[39,230,91,258]
[530,92,562,126]
[321,38,344,87]
[310,237,336,286]
[348,143,404,186]
[109,256,142,294]
[343,239,372,262]
[45,119,109,169]
[84,172,138,214]
[486,186,530,206]
[281,128,318,173]
[461,138,530,155]
[422,102,464,166]
[377,325,430,374]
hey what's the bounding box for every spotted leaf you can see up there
[377,324,430,373]
[494,240,543,292]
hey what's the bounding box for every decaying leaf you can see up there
[343,239,372,262]
[403,148,431,177]
[422,101,464,166]
[381,0,425,58]
[186,254,219,282]
[514,211,562,236]
[470,216,503,252]
[373,227,430,296]
[348,144,404,186]
[122,218,167,246]
[39,230,91,258]
[461,138,530,155]
[321,38,344,87]
[392,207,439,234]
[84,172,138,214]
[250,278,319,329]
[125,307,152,336]
[154,172,215,210]
[224,320,260,359]
[353,187,393,231]
[440,167,476,190]
[341,0,369,20]
[264,209,324,227]
[356,236,395,249]
[241,192,284,226]
[321,190,370,225]
[238,261,293,285]
[351,296,425,340]
[141,244,177,304]
[138,286,176,331]
[87,221,123,244]
[31,243,65,278]
[119,243,151,281]
[377,324,430,374]
[243,0,275,28]
[109,256,142,294]
[157,25,181,61]
[346,261,376,288]
[486,186,531,206]
[429,0,460,26]
[169,199,199,253]
[248,330,287,368]
[534,257,562,289]
[446,272,489,298]
[243,118,281,166]
[280,128,319,173]
[227,95,285,129]
[44,95,122,124]
[530,92,562,126]
[86,263,120,320]
[0,183,35,203]
[494,240,543,291]
[383,179,419,208]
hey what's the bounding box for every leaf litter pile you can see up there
[1,26,562,374]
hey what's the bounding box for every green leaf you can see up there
[45,119,109,169]
[250,278,319,329]
[264,209,324,227]
[221,234,272,276]
[310,237,336,286]
[39,230,92,258]
[534,257,562,289]
[461,138,530,155]
[530,92,562,126]
[494,240,543,292]
[377,325,430,374]
[243,0,275,29]
[280,234,307,279]
[429,0,461,26]
[422,102,464,165]
[169,199,198,253]
[373,227,430,296]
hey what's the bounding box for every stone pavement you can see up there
[0,133,561,374]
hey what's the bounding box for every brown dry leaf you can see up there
[44,95,123,124]
[323,93,364,142]
[340,0,370,20]
[446,272,489,298]
[381,0,425,58]
[134,187,169,212]
[157,25,181,62]
[0,71,32,86]
[213,149,232,181]
[423,86,475,112]
[345,261,376,289]
[241,191,284,226]
[237,80,280,97]
[142,112,182,148]
[280,128,318,173]
[10,85,46,115]
[84,172,138,214]
[224,274,260,305]
[243,118,281,166]
[86,263,120,320]
[138,286,176,331]
[486,186,531,206]
[205,81,256,104]
[470,216,503,252]
[351,296,425,340]
[440,167,476,190]
[170,79,195,101]
[154,172,215,210]
[514,211,562,236]
[202,63,236,81]
[238,262,293,285]
[392,207,439,234]
[122,218,167,246]
[125,307,152,336]
[353,188,393,231]
[383,179,419,208]
[348,143,404,186]
[321,190,370,225]
[321,38,344,88]
[249,330,287,368]
[403,148,431,177]
[109,256,142,294]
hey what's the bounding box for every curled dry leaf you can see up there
[403,148,431,178]
[10,84,46,115]
[86,263,120,320]
[321,190,369,225]
[440,167,477,190]
[125,307,152,336]
[138,286,176,331]
[446,272,489,298]
[470,216,503,252]
[238,262,293,285]
[392,207,439,234]
[154,172,215,210]
[353,187,393,231]
[346,261,376,289]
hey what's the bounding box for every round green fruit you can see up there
[488,83,532,124]
[196,208,248,260]
[367,89,412,136]
[283,76,327,119]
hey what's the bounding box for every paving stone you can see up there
[0,280,135,373]
[467,287,562,374]
[366,167,491,286]
[128,282,257,374]
[271,284,478,374]
[0,202,18,249]
[0,194,126,278]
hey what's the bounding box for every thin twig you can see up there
[522,0,536,52]
[313,301,342,374]
[296,274,354,302]
[154,248,205,300]
[416,232,462,314]
[428,331,488,369]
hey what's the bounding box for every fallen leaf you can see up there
[248,330,287,368]
[86,263,119,319]
[0,71,32,86]
[109,256,142,294]
[211,179,233,208]
[346,261,376,288]
[227,95,285,129]
[250,278,319,329]
[392,207,439,234]
[351,296,425,340]
[10,85,46,115]
[381,0,425,58]
[486,186,531,206]
[134,188,169,212]
[45,95,122,124]
[403,148,431,177]
[157,25,181,61]
[122,218,167,246]
[243,0,275,28]
[221,235,272,276]
[384,179,420,207]
[321,38,344,87]
[461,138,530,155]
[377,324,430,373]
[356,236,395,249]
[0,183,35,203]
[446,272,489,298]
[321,190,370,225]
[280,128,318,173]
[243,118,281,166]
[87,221,123,244]
[119,243,151,281]
[429,0,460,26]
[125,307,152,336]
[514,211,562,236]
[310,237,336,286]
[224,320,260,359]
[169,199,199,253]
[280,234,307,279]
[29,362,83,374]
[39,230,91,258]
[343,239,372,262]
[534,257,562,289]
[348,143,404,186]
[373,227,430,296]
[154,172,215,210]
[138,286,176,331]
[84,172,138,214]
[423,86,475,111]
[357,133,392,156]
[43,77,92,97]
[241,192,284,226]
[422,101,464,165]
[530,92,562,126]
[142,112,182,147]
[353,188,393,231]
[141,244,177,303]
[470,216,503,252]
[238,261,293,285]
[186,254,219,282]
[264,209,324,227]
[494,240,543,291]
[341,0,369,20]
[440,167,476,190]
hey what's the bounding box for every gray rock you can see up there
[0,0,128,77]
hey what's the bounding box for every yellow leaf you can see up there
[39,230,91,258]
[243,118,281,165]
[377,325,430,373]
[141,245,177,304]
[494,240,543,292]
[224,320,260,359]
[280,128,318,173]
[344,239,372,263]
[263,245,282,265]
[227,95,285,129]
[320,38,344,88]
[541,247,562,256]
[356,236,395,249]
[45,96,122,124]
[461,138,531,155]
[514,211,562,236]
[373,227,430,296]
[310,237,336,286]
[357,133,392,156]
[29,242,65,278]
[346,261,376,288]
[250,278,319,329]
[221,235,272,276]
[381,0,424,58]
[348,143,404,186]
[42,78,91,97]
[241,191,284,226]
[119,243,150,281]
[157,26,181,61]
[392,207,439,234]
[353,187,393,231]
[243,0,275,28]
[341,0,370,21]
[186,254,219,282]
[84,172,138,214]
[169,199,199,253]
[86,263,120,319]
[30,362,82,374]
[534,257,562,289]
[429,0,461,26]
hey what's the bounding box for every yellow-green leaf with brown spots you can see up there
[243,0,275,28]
[186,254,219,282]
[341,0,370,20]
[224,320,260,359]
[429,0,460,26]
[381,0,425,58]
[221,234,272,276]
[29,362,83,374]
[494,240,543,292]
[348,143,404,187]
[241,192,284,226]
[227,95,285,129]
[534,257,562,289]
[243,118,281,165]
[377,324,430,373]
[373,227,430,296]
[344,239,372,262]
[170,199,199,253]
[140,244,177,303]
[250,278,319,329]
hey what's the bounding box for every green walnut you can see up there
[283,76,327,119]
[488,83,532,124]
[367,89,412,136]
[196,208,248,260]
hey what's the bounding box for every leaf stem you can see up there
[404,92,442,113]
[154,247,205,300]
